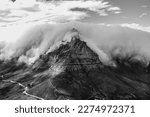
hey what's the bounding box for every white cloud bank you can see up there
[0,22,150,66]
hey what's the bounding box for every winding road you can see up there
[2,78,44,100]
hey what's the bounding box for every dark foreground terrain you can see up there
[0,29,150,100]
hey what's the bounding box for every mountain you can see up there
[30,28,104,99]
[27,28,150,100]
[0,28,150,100]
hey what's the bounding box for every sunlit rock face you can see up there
[0,28,150,100]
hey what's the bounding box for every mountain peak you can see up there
[32,28,102,72]
[62,28,80,43]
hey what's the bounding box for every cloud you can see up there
[1,22,150,66]
[65,1,121,16]
[139,13,147,18]
[0,0,121,25]
[114,11,121,14]
[107,7,121,11]
[141,5,148,8]
[107,6,121,14]
[97,9,108,16]
[121,23,150,32]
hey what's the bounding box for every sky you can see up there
[0,0,149,26]
[0,0,150,35]
[87,0,150,26]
